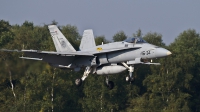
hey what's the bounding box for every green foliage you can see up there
[143,32,165,47]
[51,20,58,25]
[0,20,11,33]
[61,25,81,50]
[133,29,142,37]
[0,20,200,111]
[95,36,109,45]
[0,20,14,48]
[113,31,127,42]
[127,29,200,112]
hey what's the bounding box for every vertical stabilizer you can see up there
[48,25,76,52]
[80,29,96,51]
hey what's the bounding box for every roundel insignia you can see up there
[97,47,102,51]
[61,41,66,48]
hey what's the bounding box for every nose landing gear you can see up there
[122,62,134,83]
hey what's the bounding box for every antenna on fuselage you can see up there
[134,38,137,45]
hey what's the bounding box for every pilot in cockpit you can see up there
[124,37,146,44]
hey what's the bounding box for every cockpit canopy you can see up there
[124,37,147,43]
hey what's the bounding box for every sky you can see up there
[0,1,200,45]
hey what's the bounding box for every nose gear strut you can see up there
[121,62,134,82]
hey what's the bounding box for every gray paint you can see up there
[96,65,126,75]
[1,25,172,75]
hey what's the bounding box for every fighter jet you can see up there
[1,25,172,90]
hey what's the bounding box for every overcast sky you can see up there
[0,1,200,45]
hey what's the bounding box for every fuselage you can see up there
[46,37,171,69]
[78,39,171,65]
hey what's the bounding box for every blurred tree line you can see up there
[0,19,200,112]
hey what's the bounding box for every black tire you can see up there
[130,77,134,82]
[75,79,82,86]
[107,81,114,90]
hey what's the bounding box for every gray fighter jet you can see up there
[1,25,172,90]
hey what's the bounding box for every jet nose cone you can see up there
[155,48,172,58]
[167,51,172,55]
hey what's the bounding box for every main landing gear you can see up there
[75,62,135,90]
[75,66,92,86]
[105,75,114,90]
[75,66,115,90]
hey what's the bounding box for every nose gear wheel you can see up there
[75,78,82,86]
[122,62,134,83]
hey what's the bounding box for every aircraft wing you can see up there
[1,49,93,61]
[0,49,96,67]
[22,50,94,56]
[0,49,94,56]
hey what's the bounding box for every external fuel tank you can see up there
[96,65,126,75]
